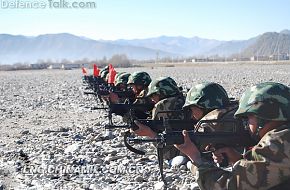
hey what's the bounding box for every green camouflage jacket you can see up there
[152,95,185,160]
[121,88,154,122]
[152,95,185,120]
[195,102,239,133]
[191,123,290,190]
[133,89,151,105]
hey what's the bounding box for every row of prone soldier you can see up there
[82,66,290,190]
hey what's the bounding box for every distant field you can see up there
[134,60,290,67]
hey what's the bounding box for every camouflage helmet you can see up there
[100,69,109,79]
[100,66,109,79]
[146,77,181,98]
[114,72,125,83]
[127,71,151,86]
[183,82,230,110]
[100,65,109,72]
[115,72,125,79]
[235,82,290,121]
[114,72,131,86]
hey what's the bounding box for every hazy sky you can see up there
[1,0,290,40]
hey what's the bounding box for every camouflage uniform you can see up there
[126,71,152,102]
[114,72,130,88]
[147,77,185,160]
[122,72,153,121]
[147,77,185,120]
[191,82,290,190]
[152,96,185,120]
[112,72,131,103]
[122,88,153,121]
[134,88,150,104]
[182,82,240,162]
[183,82,234,131]
[195,104,239,133]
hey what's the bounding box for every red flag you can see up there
[108,64,113,70]
[93,64,100,77]
[81,67,87,75]
[108,67,117,84]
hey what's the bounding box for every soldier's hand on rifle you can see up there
[211,147,242,165]
[109,92,119,103]
[132,120,157,138]
[174,130,202,166]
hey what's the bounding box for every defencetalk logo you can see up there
[0,0,97,9]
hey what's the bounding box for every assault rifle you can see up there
[105,119,197,132]
[92,102,154,118]
[83,75,106,91]
[98,86,136,100]
[84,87,135,101]
[92,102,155,142]
[84,77,137,105]
[101,109,194,155]
[127,119,256,183]
[105,118,197,155]
[83,75,108,104]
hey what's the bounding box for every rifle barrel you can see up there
[128,138,158,144]
[84,92,97,95]
[105,124,130,129]
[91,107,109,110]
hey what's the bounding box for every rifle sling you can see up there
[123,131,145,155]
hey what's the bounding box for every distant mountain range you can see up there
[239,30,290,57]
[0,33,174,64]
[0,30,290,64]
[109,36,223,56]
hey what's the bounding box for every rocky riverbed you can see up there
[0,63,289,190]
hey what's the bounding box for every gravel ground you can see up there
[0,63,289,190]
